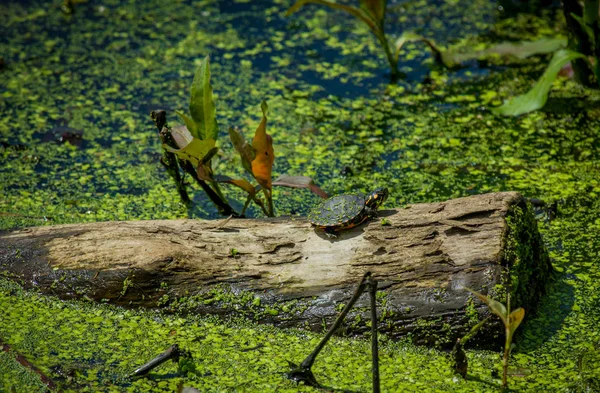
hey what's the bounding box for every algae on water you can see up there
[1,0,600,391]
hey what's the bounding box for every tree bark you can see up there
[0,192,552,347]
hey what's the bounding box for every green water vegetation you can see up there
[287,0,599,115]
[464,289,525,390]
[1,0,600,391]
[287,0,398,77]
[495,0,600,115]
[287,272,381,392]
[155,56,326,217]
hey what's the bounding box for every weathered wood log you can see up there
[0,192,551,346]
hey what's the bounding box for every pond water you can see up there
[1,0,599,392]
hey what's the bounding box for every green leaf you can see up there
[229,126,255,175]
[163,138,216,168]
[465,287,507,324]
[571,13,596,48]
[175,110,197,141]
[359,0,386,24]
[287,0,379,34]
[215,175,256,196]
[189,55,219,141]
[493,49,588,116]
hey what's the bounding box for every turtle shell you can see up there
[308,193,366,228]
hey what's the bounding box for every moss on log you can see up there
[0,192,551,346]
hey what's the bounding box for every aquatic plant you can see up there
[286,0,449,78]
[494,0,599,116]
[285,1,563,76]
[152,56,326,217]
[464,288,525,390]
[287,0,398,77]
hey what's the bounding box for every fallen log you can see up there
[0,192,551,346]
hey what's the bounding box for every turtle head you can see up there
[365,188,389,209]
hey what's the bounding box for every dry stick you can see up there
[299,272,371,371]
[132,344,181,377]
[179,160,240,217]
[151,111,191,205]
[150,110,239,217]
[1,339,58,390]
[288,272,379,391]
[367,275,380,393]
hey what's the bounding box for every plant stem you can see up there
[584,0,600,85]
[252,194,270,217]
[182,162,240,217]
[151,110,239,216]
[563,0,596,86]
[583,0,599,24]
[376,32,399,78]
[502,334,509,389]
[503,292,511,389]
[210,180,228,204]
[262,188,274,217]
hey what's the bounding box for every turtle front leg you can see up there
[324,227,338,238]
[366,206,379,219]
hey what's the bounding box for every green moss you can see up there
[501,203,553,315]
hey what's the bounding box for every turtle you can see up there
[308,188,389,236]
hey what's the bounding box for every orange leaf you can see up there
[251,101,274,190]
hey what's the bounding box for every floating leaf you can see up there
[493,49,588,116]
[443,37,567,67]
[251,101,274,190]
[164,138,216,168]
[215,175,256,196]
[229,126,255,175]
[273,175,329,199]
[189,55,219,141]
[465,287,507,323]
[480,37,567,59]
[287,0,378,34]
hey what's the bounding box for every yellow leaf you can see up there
[164,138,216,168]
[465,287,508,323]
[508,307,525,333]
